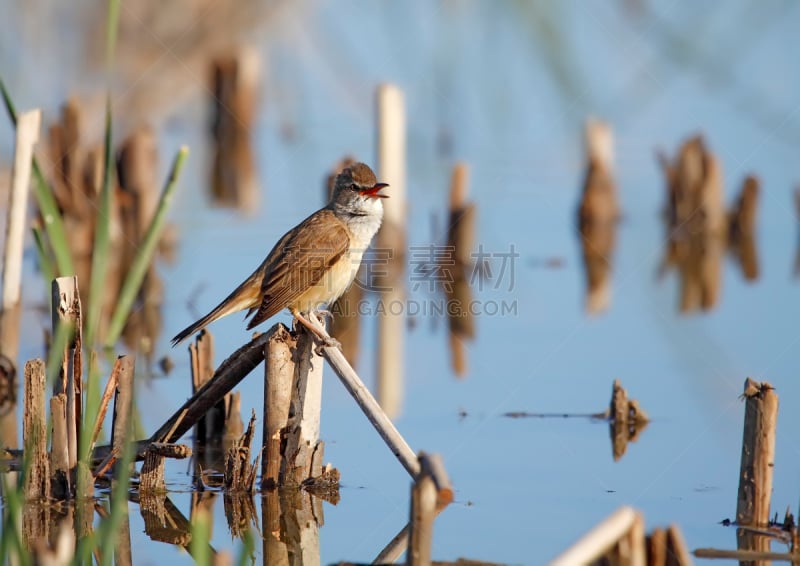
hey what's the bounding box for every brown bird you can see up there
[171,162,388,346]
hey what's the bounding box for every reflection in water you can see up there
[444,163,476,377]
[728,175,759,282]
[658,135,760,313]
[577,119,619,314]
[262,490,323,566]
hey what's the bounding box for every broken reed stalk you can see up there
[140,443,192,493]
[94,331,271,463]
[376,82,407,420]
[262,324,293,488]
[50,394,70,497]
[110,355,134,463]
[51,276,82,470]
[0,80,75,277]
[283,326,324,485]
[407,453,453,566]
[23,359,49,500]
[374,452,454,564]
[89,358,122,451]
[2,108,41,310]
[736,378,778,526]
[223,411,259,492]
[308,314,419,478]
[190,330,221,441]
[550,506,645,566]
[261,324,326,488]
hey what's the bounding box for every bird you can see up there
[171,162,388,346]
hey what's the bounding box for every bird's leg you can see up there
[292,310,341,352]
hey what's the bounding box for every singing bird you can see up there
[171,162,388,346]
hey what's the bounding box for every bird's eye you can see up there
[349,183,358,191]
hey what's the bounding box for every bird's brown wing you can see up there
[246,209,350,329]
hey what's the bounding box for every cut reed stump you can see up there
[92,331,271,465]
[110,355,134,463]
[408,453,453,566]
[646,525,691,566]
[23,359,49,500]
[601,379,649,461]
[736,378,777,527]
[224,410,259,492]
[139,443,192,494]
[190,330,236,443]
[22,359,51,550]
[284,326,324,485]
[262,324,294,489]
[261,323,331,490]
[51,276,83,472]
[551,507,647,566]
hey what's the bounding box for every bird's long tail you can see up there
[171,274,261,347]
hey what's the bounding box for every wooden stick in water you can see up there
[2,109,40,310]
[23,359,49,500]
[89,357,123,451]
[550,506,642,566]
[307,314,419,478]
[736,378,778,527]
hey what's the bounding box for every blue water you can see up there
[3,1,800,563]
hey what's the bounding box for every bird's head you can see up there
[330,162,389,217]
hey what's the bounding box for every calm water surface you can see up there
[2,1,800,564]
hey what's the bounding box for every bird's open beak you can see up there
[360,182,389,199]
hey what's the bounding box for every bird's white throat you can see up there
[334,196,383,248]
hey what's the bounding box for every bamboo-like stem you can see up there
[550,506,642,566]
[262,324,294,489]
[110,356,134,461]
[23,359,49,501]
[2,109,41,309]
[307,314,419,478]
[375,82,407,419]
[104,146,189,347]
[736,378,778,527]
[89,358,123,450]
[0,80,74,276]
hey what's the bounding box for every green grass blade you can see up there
[0,79,75,277]
[104,146,189,348]
[189,508,212,566]
[31,226,55,286]
[85,99,115,347]
[0,473,33,566]
[106,0,121,71]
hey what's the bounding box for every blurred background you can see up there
[1,0,799,563]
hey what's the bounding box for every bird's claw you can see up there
[314,336,341,355]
